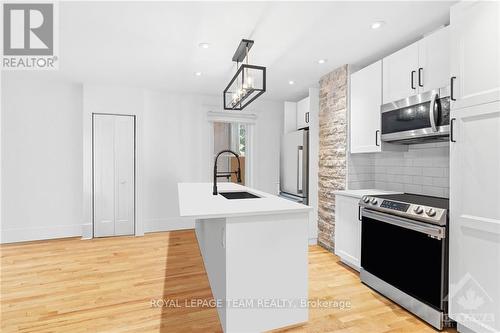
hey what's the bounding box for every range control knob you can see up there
[426,208,437,217]
[363,196,370,203]
[370,198,378,205]
[414,206,424,214]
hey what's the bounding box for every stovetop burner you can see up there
[374,193,449,209]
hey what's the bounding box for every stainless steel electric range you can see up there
[359,193,453,330]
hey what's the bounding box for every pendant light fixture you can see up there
[223,39,266,110]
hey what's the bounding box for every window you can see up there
[213,122,246,184]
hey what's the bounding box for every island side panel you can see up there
[195,218,227,331]
[224,212,309,332]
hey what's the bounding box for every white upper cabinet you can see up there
[450,1,500,109]
[382,41,419,104]
[418,26,450,93]
[383,27,451,104]
[296,96,310,130]
[351,61,405,154]
[351,61,383,153]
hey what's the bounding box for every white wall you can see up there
[2,75,283,242]
[143,92,283,232]
[81,85,284,237]
[142,91,212,232]
[282,89,320,244]
[1,74,83,243]
[307,88,319,243]
[251,99,283,195]
[348,142,450,198]
[82,84,146,238]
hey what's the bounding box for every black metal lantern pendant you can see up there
[223,39,266,111]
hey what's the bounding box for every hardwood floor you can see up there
[1,231,457,333]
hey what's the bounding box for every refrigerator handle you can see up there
[297,146,303,194]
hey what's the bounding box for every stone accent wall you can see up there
[317,65,348,252]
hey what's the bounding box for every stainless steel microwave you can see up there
[381,87,450,144]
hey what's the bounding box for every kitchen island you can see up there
[178,182,311,333]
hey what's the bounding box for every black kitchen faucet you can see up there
[213,150,242,195]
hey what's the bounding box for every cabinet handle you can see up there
[358,206,362,221]
[418,68,424,87]
[305,112,309,123]
[450,118,456,142]
[411,70,416,90]
[450,76,457,101]
[375,130,380,146]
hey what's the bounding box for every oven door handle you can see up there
[361,209,445,239]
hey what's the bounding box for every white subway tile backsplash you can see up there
[422,185,446,197]
[349,181,375,190]
[404,184,423,194]
[421,176,434,186]
[348,142,449,198]
[422,167,445,177]
[403,175,413,184]
[444,168,449,177]
[386,166,404,175]
[413,158,434,167]
[386,183,405,192]
[407,167,423,176]
[388,174,405,183]
[432,177,449,188]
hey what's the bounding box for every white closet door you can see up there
[114,116,135,235]
[93,115,135,237]
[93,115,116,237]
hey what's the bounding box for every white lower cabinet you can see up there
[449,101,500,333]
[334,194,362,271]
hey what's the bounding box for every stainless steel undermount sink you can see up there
[219,191,261,200]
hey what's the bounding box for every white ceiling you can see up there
[43,1,454,101]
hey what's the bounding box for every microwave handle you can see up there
[429,93,438,132]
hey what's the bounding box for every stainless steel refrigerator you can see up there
[279,129,309,204]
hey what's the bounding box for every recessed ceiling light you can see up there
[288,80,295,85]
[371,21,385,30]
[195,72,202,76]
[198,42,210,49]
[317,59,327,64]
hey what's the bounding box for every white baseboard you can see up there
[308,237,318,245]
[1,224,83,244]
[1,218,194,243]
[145,217,195,233]
[81,223,92,239]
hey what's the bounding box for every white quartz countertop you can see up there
[178,182,311,219]
[333,189,402,199]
